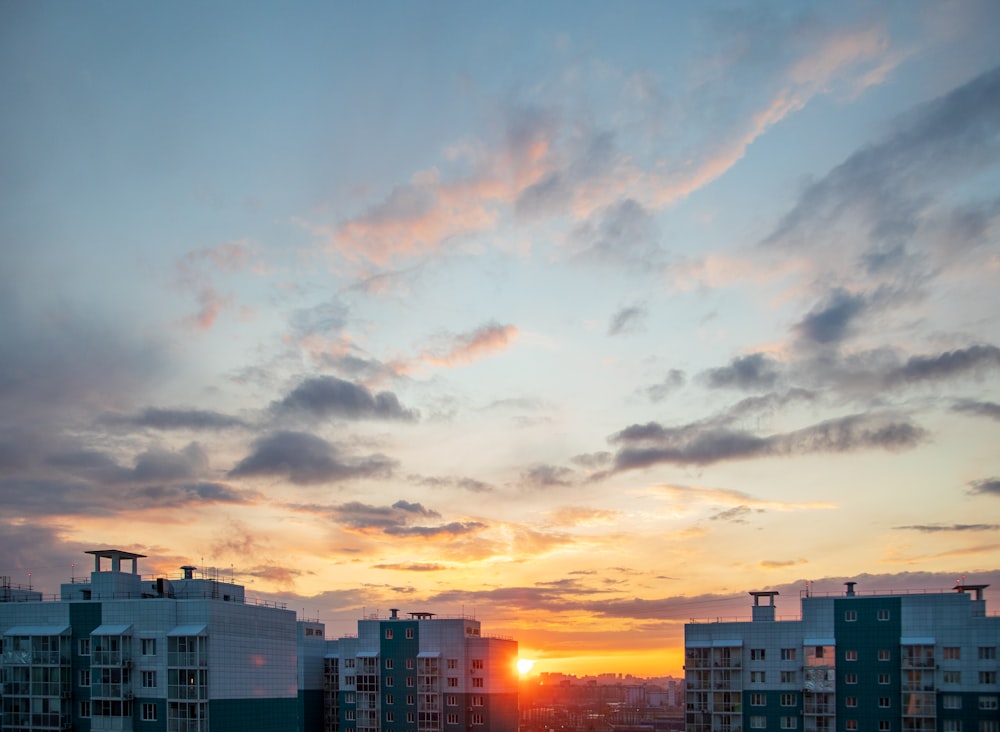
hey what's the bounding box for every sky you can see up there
[2,1,1000,678]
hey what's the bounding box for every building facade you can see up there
[685,583,1000,732]
[324,609,518,732]
[0,550,303,732]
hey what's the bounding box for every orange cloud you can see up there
[422,323,519,368]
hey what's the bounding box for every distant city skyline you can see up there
[2,1,1000,679]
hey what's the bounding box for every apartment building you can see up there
[685,583,1000,732]
[324,608,518,732]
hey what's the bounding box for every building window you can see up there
[781,717,798,730]
[142,670,156,688]
[879,723,890,732]
[846,696,857,708]
[980,696,999,710]
[981,722,999,732]
[845,673,857,684]
[943,646,961,660]
[79,638,91,656]
[345,693,355,704]
[447,677,458,688]
[471,659,484,670]
[845,650,857,661]
[877,609,890,621]
[406,695,414,705]
[750,717,766,729]
[879,697,890,708]
[471,695,484,707]
[141,638,156,656]
[943,723,962,732]
[878,673,890,685]
[406,658,414,669]
[845,610,857,622]
[406,677,414,687]
[751,671,766,683]
[846,721,857,731]
[781,670,797,684]
[385,658,393,669]
[405,628,414,639]
[345,675,355,686]
[780,693,796,706]
[345,711,355,721]
[944,671,962,684]
[80,669,91,687]
[472,677,484,687]
[944,695,962,709]
[750,693,765,706]
[80,701,91,718]
[781,648,797,661]
[981,672,998,685]
[980,647,997,660]
[447,713,458,724]
[447,658,458,669]
[142,703,156,721]
[385,677,394,687]
[751,648,766,661]
[344,658,355,668]
[471,713,484,725]
[385,711,394,722]
[385,628,393,639]
[446,695,456,706]
[407,712,415,723]
[878,649,891,661]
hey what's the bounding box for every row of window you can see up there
[843,608,892,621]
[77,638,158,656]
[747,646,997,663]
[943,695,999,710]
[78,702,157,720]
[340,656,486,670]
[749,717,798,729]
[344,710,487,725]
[747,669,997,685]
[340,675,486,688]
[341,694,487,707]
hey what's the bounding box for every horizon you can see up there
[2,1,1000,680]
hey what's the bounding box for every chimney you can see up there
[749,591,778,621]
[390,608,399,620]
[845,581,856,597]
[181,565,196,580]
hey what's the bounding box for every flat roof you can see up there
[86,549,147,560]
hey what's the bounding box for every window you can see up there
[142,703,157,721]
[447,658,458,669]
[845,650,857,661]
[944,646,961,660]
[980,696,999,710]
[406,628,414,639]
[80,669,91,687]
[345,658,355,668]
[80,701,91,718]
[981,671,998,685]
[345,693,355,703]
[345,711,355,721]
[944,695,962,709]
[472,677,484,687]
[845,673,857,684]
[780,693,796,706]
[447,713,458,724]
[407,695,414,705]
[345,675,355,686]
[944,671,962,684]
[942,722,962,732]
[781,717,798,730]
[781,671,797,684]
[750,716,766,729]
[846,721,857,731]
[406,677,414,687]
[447,677,458,688]
[981,722,999,732]
[751,648,766,661]
[141,638,156,655]
[446,695,456,706]
[471,713,484,725]
[383,694,393,705]
[845,696,857,708]
[878,673,890,685]
[980,647,997,660]
[878,649,891,661]
[385,658,393,669]
[385,676,394,687]
[407,712,415,723]
[751,671,766,683]
[750,693,765,706]
[471,695,484,707]
[471,659,484,670]
[385,711,394,722]
[879,697,890,708]
[781,648,797,661]
[879,723,891,732]
[406,658,414,669]
[877,609,890,621]
[845,610,857,621]
[385,628,393,639]
[142,670,156,688]
[79,638,91,656]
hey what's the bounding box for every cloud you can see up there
[895,523,1000,532]
[126,482,255,508]
[611,413,925,470]
[794,288,868,345]
[701,353,782,390]
[952,400,1000,421]
[520,464,577,488]
[104,407,246,431]
[175,241,256,331]
[271,375,419,422]
[967,477,1000,497]
[571,199,665,270]
[46,442,210,485]
[760,558,808,569]
[709,505,755,523]
[645,370,686,403]
[408,474,496,493]
[321,499,484,539]
[228,431,395,485]
[608,304,647,336]
[887,345,1000,385]
[371,563,448,572]
[421,322,519,367]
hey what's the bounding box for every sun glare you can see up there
[517,658,535,675]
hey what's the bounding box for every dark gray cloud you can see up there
[968,478,1000,497]
[407,474,496,493]
[126,482,254,508]
[702,353,781,390]
[611,412,925,470]
[324,500,483,538]
[383,521,485,538]
[887,345,1000,385]
[608,304,647,336]
[723,389,818,421]
[895,523,1000,533]
[709,505,754,523]
[229,431,394,485]
[569,452,613,470]
[391,500,439,517]
[271,375,418,422]
[46,442,209,485]
[520,464,577,488]
[104,407,246,431]
[645,369,686,403]
[953,400,1000,420]
[794,289,867,345]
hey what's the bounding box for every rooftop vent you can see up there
[845,581,856,597]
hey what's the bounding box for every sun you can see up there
[516,658,535,675]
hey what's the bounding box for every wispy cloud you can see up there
[419,322,519,368]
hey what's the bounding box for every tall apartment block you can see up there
[0,549,307,732]
[685,583,1000,732]
[324,608,519,732]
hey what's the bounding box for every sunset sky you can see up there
[3,1,1000,678]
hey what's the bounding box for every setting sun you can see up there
[516,658,535,675]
